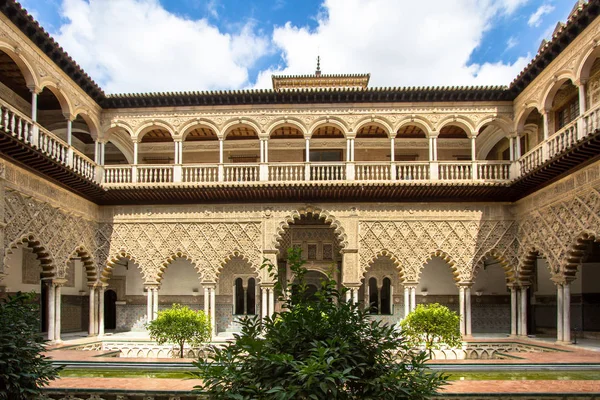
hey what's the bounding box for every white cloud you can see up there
[53,0,269,93]
[506,36,518,50]
[254,0,530,89]
[528,4,555,27]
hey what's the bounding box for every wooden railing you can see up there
[2,100,599,188]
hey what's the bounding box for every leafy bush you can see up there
[194,248,446,399]
[400,303,462,357]
[147,304,211,358]
[0,292,61,400]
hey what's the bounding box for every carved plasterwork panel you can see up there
[96,222,262,284]
[3,189,97,279]
[515,162,600,282]
[359,219,519,284]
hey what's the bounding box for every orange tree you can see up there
[194,248,447,399]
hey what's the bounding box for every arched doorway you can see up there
[104,290,117,330]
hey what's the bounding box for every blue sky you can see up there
[21,0,575,93]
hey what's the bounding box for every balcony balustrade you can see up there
[1,99,597,188]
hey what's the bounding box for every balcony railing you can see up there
[0,99,97,182]
[1,99,597,188]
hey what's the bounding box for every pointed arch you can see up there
[213,250,260,283]
[361,250,405,281]
[516,247,553,285]
[472,249,517,285]
[418,250,461,283]
[65,245,97,284]
[564,231,600,279]
[353,116,394,137]
[271,206,348,250]
[101,250,145,284]
[4,233,55,278]
[156,251,201,283]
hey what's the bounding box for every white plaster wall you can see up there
[472,263,509,295]
[159,258,203,295]
[416,258,457,294]
[3,247,86,294]
[111,263,145,295]
[535,258,556,295]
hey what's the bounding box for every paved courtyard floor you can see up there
[44,334,600,396]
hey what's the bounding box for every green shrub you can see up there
[400,303,462,357]
[147,304,211,358]
[0,292,61,400]
[194,248,446,399]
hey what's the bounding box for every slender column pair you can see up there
[146,285,160,323]
[203,285,216,336]
[260,285,275,319]
[458,284,472,338]
[46,279,67,342]
[403,284,417,318]
[555,281,572,343]
[510,285,529,337]
[87,284,107,337]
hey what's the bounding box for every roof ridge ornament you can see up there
[316,55,321,76]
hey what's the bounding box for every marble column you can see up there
[54,283,62,342]
[47,282,56,341]
[352,288,358,305]
[458,286,466,336]
[410,286,416,312]
[243,286,248,315]
[557,283,564,342]
[563,281,571,343]
[262,287,268,318]
[89,285,96,336]
[98,285,105,337]
[147,286,153,323]
[210,286,216,336]
[519,286,528,337]
[30,90,38,122]
[268,287,275,318]
[461,285,472,337]
[510,286,517,336]
[152,287,159,321]
[404,285,410,318]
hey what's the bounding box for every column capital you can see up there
[48,278,68,287]
[575,78,588,86]
[202,282,217,289]
[458,281,474,288]
[402,282,418,288]
[62,112,76,122]
[27,85,42,94]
